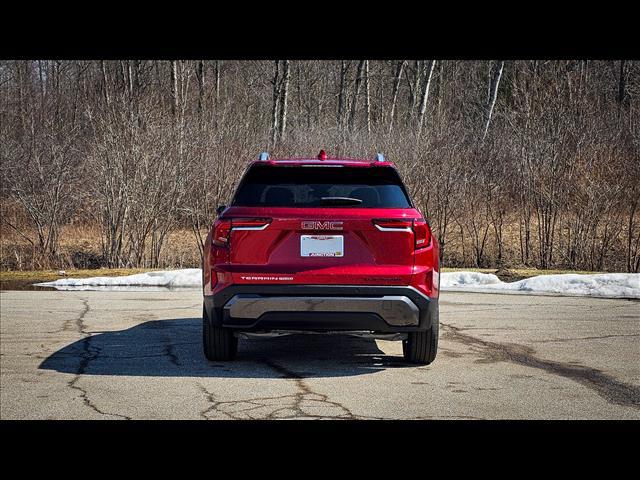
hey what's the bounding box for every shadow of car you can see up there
[39,318,415,379]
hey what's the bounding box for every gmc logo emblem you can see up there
[301,221,343,230]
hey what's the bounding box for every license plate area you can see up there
[300,235,344,257]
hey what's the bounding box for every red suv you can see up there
[203,151,440,364]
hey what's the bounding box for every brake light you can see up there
[210,219,232,289]
[413,218,431,248]
[213,219,232,246]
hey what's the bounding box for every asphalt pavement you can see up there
[1,289,638,419]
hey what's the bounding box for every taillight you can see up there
[213,219,232,247]
[212,217,272,248]
[231,218,272,230]
[373,218,431,249]
[372,218,413,230]
[413,218,431,249]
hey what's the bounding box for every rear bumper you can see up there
[204,284,437,333]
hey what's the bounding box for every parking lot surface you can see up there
[1,289,638,419]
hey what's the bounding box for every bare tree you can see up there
[482,60,504,142]
[270,60,281,147]
[1,59,638,273]
[348,60,366,132]
[364,60,371,133]
[388,60,405,133]
[416,60,436,137]
[278,60,291,142]
[337,61,350,130]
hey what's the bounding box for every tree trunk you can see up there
[337,61,349,130]
[196,60,205,115]
[348,60,366,132]
[278,60,291,142]
[408,60,422,123]
[416,60,436,137]
[435,60,444,121]
[388,61,405,133]
[482,60,504,142]
[364,60,371,133]
[214,61,221,105]
[170,60,178,117]
[101,61,110,107]
[270,60,281,146]
[618,60,627,108]
[627,194,639,272]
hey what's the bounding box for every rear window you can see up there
[232,165,412,208]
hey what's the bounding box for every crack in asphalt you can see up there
[98,304,202,312]
[163,343,181,367]
[196,359,468,420]
[65,298,131,420]
[531,334,640,343]
[197,357,422,420]
[142,320,185,367]
[59,309,79,334]
[196,360,357,420]
[441,322,640,410]
[260,359,357,419]
[411,414,486,420]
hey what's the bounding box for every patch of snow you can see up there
[440,271,502,288]
[35,268,640,298]
[35,268,202,289]
[440,272,640,299]
[37,285,195,292]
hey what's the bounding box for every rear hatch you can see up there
[220,164,422,286]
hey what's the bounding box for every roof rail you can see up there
[259,152,270,161]
[375,152,385,162]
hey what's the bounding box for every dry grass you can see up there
[0,267,161,290]
[0,215,622,276]
[0,223,204,271]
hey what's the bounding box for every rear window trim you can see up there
[230,165,415,209]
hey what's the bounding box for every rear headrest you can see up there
[264,187,294,206]
[349,187,380,207]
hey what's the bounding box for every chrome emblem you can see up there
[301,221,343,230]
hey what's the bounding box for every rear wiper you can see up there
[320,197,363,206]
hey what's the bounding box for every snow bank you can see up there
[35,268,202,289]
[440,272,640,298]
[35,268,640,298]
[440,271,502,288]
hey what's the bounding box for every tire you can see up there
[202,304,238,361]
[403,317,438,364]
